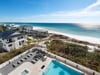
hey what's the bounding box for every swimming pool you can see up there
[42,60,83,75]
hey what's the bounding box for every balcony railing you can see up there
[6,40,15,43]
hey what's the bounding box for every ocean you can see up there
[2,23,100,38]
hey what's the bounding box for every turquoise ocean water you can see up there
[1,23,100,38]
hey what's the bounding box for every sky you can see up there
[0,0,100,23]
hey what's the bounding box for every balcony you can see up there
[6,39,15,43]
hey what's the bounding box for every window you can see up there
[0,43,3,47]
[22,40,24,43]
[7,39,13,43]
[17,36,23,40]
[20,36,23,39]
[8,44,12,47]
[19,42,21,45]
[17,37,21,40]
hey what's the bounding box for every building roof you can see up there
[0,31,23,39]
[20,25,33,28]
[33,29,48,33]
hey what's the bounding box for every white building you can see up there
[6,24,20,30]
[0,31,26,52]
[19,25,33,33]
[33,29,48,37]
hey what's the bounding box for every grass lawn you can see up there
[27,38,36,44]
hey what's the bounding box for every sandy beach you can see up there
[33,27,100,44]
[48,30,100,44]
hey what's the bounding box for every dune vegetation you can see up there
[47,40,100,72]
[0,44,34,64]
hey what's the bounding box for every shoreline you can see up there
[33,26,100,44]
[3,24,100,45]
[48,30,100,44]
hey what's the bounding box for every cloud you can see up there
[46,0,100,17]
[22,0,100,19]
[2,0,100,23]
[77,0,100,17]
[83,0,100,11]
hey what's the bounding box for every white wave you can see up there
[76,23,100,30]
[48,30,100,44]
[33,26,45,30]
[33,26,100,44]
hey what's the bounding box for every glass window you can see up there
[8,44,12,47]
[19,42,21,45]
[18,36,23,40]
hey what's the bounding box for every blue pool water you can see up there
[42,60,83,75]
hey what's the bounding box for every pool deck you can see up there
[32,57,52,75]
[0,47,100,75]
[0,50,37,75]
[0,47,48,75]
[8,57,52,75]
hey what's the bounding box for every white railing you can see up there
[0,47,34,69]
[0,47,100,75]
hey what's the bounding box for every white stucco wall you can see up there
[0,35,26,51]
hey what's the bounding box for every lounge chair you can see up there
[31,60,36,64]
[17,61,21,64]
[34,58,38,61]
[12,64,17,68]
[32,49,36,52]
[20,58,24,62]
[41,65,45,69]
[27,55,30,57]
[30,53,33,56]
[24,57,27,60]
[41,56,47,62]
